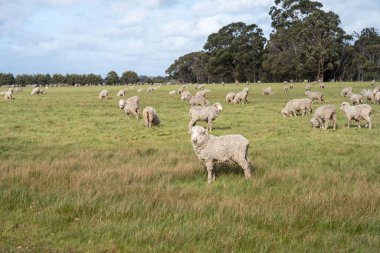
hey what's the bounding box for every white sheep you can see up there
[189,95,209,107]
[188,102,223,133]
[346,91,363,105]
[341,87,353,97]
[283,85,289,93]
[4,88,14,100]
[361,89,375,104]
[281,98,312,117]
[225,92,235,103]
[195,90,209,98]
[190,126,252,183]
[233,89,248,104]
[375,92,380,105]
[310,105,337,130]
[319,83,325,89]
[340,102,373,129]
[99,90,108,99]
[31,87,44,95]
[181,91,192,102]
[262,87,273,95]
[119,96,140,118]
[305,91,324,103]
[305,83,311,91]
[117,89,127,97]
[146,87,154,92]
[169,90,176,95]
[143,106,160,128]
[177,85,186,94]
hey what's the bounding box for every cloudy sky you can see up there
[0,0,379,77]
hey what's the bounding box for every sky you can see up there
[0,0,379,77]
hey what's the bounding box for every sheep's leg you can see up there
[332,115,337,131]
[356,119,361,128]
[205,161,214,183]
[363,116,372,129]
[206,118,213,132]
[323,118,329,130]
[347,118,350,128]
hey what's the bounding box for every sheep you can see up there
[305,83,311,91]
[99,90,108,99]
[310,105,337,130]
[195,84,205,90]
[119,96,140,118]
[188,102,223,133]
[31,87,44,95]
[189,95,209,107]
[178,85,186,94]
[15,87,23,92]
[262,87,272,95]
[371,79,375,86]
[190,125,252,183]
[283,85,289,93]
[225,92,235,103]
[375,92,380,105]
[146,87,154,92]
[305,91,324,103]
[181,91,192,102]
[289,83,294,89]
[319,83,325,89]
[340,102,373,129]
[341,87,353,97]
[169,90,176,95]
[232,89,248,104]
[346,91,363,105]
[373,86,380,94]
[361,89,375,103]
[143,106,160,128]
[281,98,312,117]
[4,88,14,100]
[117,89,127,97]
[195,90,209,98]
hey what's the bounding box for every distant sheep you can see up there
[305,91,324,103]
[4,88,14,100]
[361,89,375,104]
[305,83,311,91]
[310,105,337,130]
[31,87,45,95]
[225,92,235,103]
[117,89,127,97]
[233,89,249,104]
[188,102,223,132]
[190,125,252,183]
[146,87,155,92]
[143,106,160,128]
[189,95,209,107]
[341,87,353,97]
[346,91,363,105]
[319,83,325,89]
[99,90,108,99]
[181,91,192,102]
[195,90,209,98]
[262,87,272,95]
[169,90,176,95]
[375,92,380,105]
[178,85,186,94]
[283,85,289,93]
[119,96,140,118]
[281,98,312,117]
[340,102,372,129]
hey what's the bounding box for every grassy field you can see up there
[0,82,379,252]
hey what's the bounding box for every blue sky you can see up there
[0,0,379,77]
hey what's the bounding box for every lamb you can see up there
[4,88,14,100]
[181,91,192,102]
[341,87,353,97]
[188,102,223,133]
[99,90,108,99]
[310,105,337,130]
[190,125,252,183]
[119,96,140,118]
[262,87,272,95]
[169,90,176,95]
[281,98,312,117]
[233,89,248,104]
[346,91,363,105]
[225,92,235,103]
[361,89,375,103]
[117,89,127,97]
[189,95,209,107]
[305,83,311,91]
[340,102,372,129]
[143,106,160,128]
[305,91,324,103]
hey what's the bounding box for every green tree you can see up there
[0,73,15,86]
[120,71,139,84]
[105,71,119,85]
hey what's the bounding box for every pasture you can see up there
[0,82,379,252]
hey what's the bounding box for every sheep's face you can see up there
[191,126,208,145]
[281,108,290,117]
[340,102,349,111]
[310,117,320,128]
[214,102,223,112]
[118,100,126,109]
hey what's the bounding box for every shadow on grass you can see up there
[214,163,257,177]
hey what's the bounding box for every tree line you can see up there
[166,0,380,83]
[0,71,169,86]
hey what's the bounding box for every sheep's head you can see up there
[340,102,350,111]
[281,108,290,117]
[191,126,208,145]
[213,102,223,112]
[310,117,320,128]
[305,91,310,95]
[118,99,126,109]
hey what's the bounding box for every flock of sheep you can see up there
[3,81,378,183]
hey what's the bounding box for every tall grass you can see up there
[0,82,379,252]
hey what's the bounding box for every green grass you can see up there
[0,83,379,252]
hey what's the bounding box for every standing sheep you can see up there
[117,89,127,97]
[340,102,373,129]
[375,92,380,105]
[225,92,236,103]
[143,106,160,128]
[189,95,209,107]
[181,91,192,102]
[119,96,140,118]
[99,90,108,99]
[346,91,363,105]
[305,91,324,103]
[281,98,312,117]
[310,105,337,130]
[361,89,375,104]
[305,83,311,91]
[319,83,325,89]
[341,87,353,97]
[4,88,14,100]
[31,87,44,95]
[146,87,155,92]
[188,102,223,133]
[283,85,289,93]
[233,89,249,104]
[190,126,252,183]
[262,87,273,95]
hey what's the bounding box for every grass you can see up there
[0,82,379,252]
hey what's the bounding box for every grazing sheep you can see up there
[190,126,252,183]
[178,85,186,94]
[169,90,176,95]
[225,92,236,103]
[117,89,127,97]
[119,96,140,118]
[319,83,325,89]
[340,102,373,129]
[374,92,380,105]
[361,89,375,103]
[289,83,294,89]
[262,87,272,95]
[305,83,311,91]
[31,87,44,95]
[283,85,289,93]
[15,87,23,92]
[233,89,249,104]
[305,91,324,103]
[346,91,363,105]
[143,106,160,128]
[181,91,192,102]
[195,90,209,98]
[281,98,312,117]
[188,102,223,133]
[341,87,353,97]
[146,87,155,92]
[189,95,209,107]
[310,105,337,130]
[195,84,205,90]
[99,90,108,99]
[4,88,14,100]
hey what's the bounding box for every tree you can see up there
[0,73,15,86]
[105,71,119,85]
[120,71,139,84]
